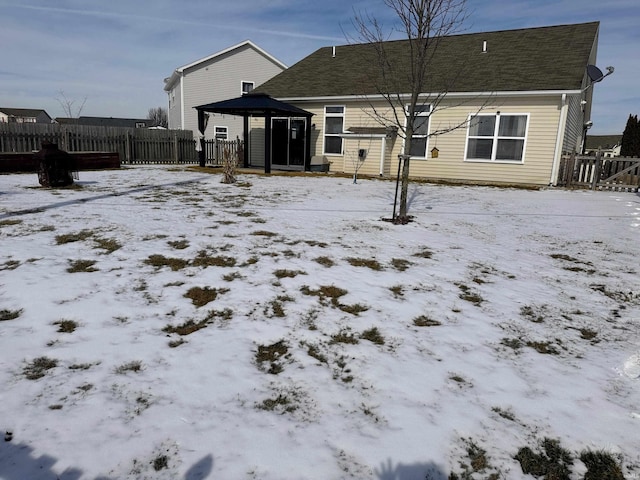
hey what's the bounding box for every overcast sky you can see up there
[0,0,637,135]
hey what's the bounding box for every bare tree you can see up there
[56,90,87,121]
[147,107,168,128]
[351,0,481,222]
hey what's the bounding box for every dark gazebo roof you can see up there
[195,93,312,117]
[193,93,313,174]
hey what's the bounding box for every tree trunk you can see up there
[398,155,411,218]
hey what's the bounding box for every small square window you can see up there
[241,81,254,95]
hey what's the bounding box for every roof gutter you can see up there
[180,71,185,130]
[276,90,583,103]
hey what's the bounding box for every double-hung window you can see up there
[466,114,528,162]
[324,106,344,155]
[407,104,431,158]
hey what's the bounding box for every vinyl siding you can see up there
[562,27,598,154]
[249,117,265,167]
[178,45,285,139]
[286,95,564,185]
[167,81,182,130]
[563,94,585,154]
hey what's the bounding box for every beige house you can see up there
[164,41,286,141]
[253,22,602,186]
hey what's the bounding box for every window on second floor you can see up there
[241,81,254,95]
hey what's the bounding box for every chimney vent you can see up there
[482,41,487,53]
[332,46,336,57]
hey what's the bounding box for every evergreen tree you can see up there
[620,114,640,157]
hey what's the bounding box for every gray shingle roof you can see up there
[256,22,599,98]
[55,116,150,127]
[0,107,49,118]
[585,134,622,150]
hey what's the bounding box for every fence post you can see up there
[173,133,179,164]
[566,151,575,188]
[125,131,132,164]
[591,150,603,190]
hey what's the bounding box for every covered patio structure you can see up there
[195,93,314,173]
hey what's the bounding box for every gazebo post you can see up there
[197,109,206,167]
[265,113,271,174]
[305,114,312,171]
[243,115,249,168]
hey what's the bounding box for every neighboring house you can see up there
[0,108,53,124]
[584,134,621,157]
[55,117,151,128]
[253,22,601,186]
[164,40,286,142]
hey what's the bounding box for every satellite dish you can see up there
[587,65,604,82]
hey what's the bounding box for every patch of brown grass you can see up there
[0,308,23,321]
[192,251,237,268]
[314,256,335,267]
[53,319,78,333]
[144,254,189,271]
[346,257,383,271]
[184,286,229,307]
[93,237,122,253]
[413,315,441,327]
[274,269,306,279]
[391,258,412,271]
[66,259,98,273]
[163,319,209,336]
[55,229,95,244]
[255,340,289,375]
[24,357,58,380]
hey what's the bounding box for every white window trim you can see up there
[404,104,432,159]
[323,105,345,156]
[241,81,254,95]
[214,126,228,140]
[464,113,530,164]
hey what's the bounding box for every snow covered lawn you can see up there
[1,166,639,479]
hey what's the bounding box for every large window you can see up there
[465,114,528,162]
[324,106,344,155]
[407,104,431,158]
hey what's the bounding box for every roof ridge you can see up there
[322,21,600,49]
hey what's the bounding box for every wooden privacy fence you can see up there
[0,123,245,166]
[558,152,640,192]
[0,123,198,164]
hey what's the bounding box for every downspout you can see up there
[550,93,568,186]
[179,71,185,130]
[379,136,386,176]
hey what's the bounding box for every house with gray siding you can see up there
[164,40,286,142]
